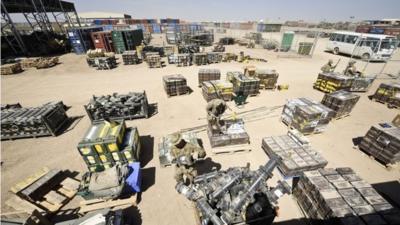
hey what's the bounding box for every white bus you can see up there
[326,31,398,61]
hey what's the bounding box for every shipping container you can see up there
[91,31,114,52]
[67,27,103,54]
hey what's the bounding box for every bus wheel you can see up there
[333,47,339,55]
[362,53,370,61]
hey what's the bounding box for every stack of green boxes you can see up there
[77,120,141,172]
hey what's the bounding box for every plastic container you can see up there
[125,162,142,193]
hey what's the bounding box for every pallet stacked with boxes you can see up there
[122,51,140,65]
[163,74,189,97]
[293,168,400,225]
[84,92,150,122]
[176,53,191,67]
[321,90,360,119]
[192,53,208,65]
[371,82,400,108]
[77,120,141,172]
[314,72,354,93]
[1,102,69,140]
[227,72,260,96]
[146,53,162,68]
[256,69,279,89]
[262,132,328,177]
[282,98,335,135]
[198,68,221,86]
[202,80,233,101]
[359,123,400,167]
[206,52,223,63]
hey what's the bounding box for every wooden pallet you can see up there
[0,209,51,225]
[166,91,190,98]
[79,195,138,213]
[211,144,252,155]
[371,98,399,109]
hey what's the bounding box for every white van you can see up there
[326,31,397,61]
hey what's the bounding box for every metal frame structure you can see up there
[1,0,81,56]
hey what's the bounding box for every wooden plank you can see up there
[211,144,252,155]
[57,187,76,198]
[5,196,42,214]
[38,200,62,213]
[44,191,66,205]
[60,177,80,191]
[79,195,137,213]
[11,167,49,194]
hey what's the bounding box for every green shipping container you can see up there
[298,42,313,55]
[124,29,144,50]
[281,31,294,51]
[112,31,126,54]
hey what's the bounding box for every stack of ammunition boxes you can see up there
[1,63,23,75]
[293,168,400,225]
[77,120,141,172]
[163,74,189,97]
[84,92,149,122]
[371,82,400,108]
[262,133,328,177]
[146,53,162,68]
[122,51,140,65]
[198,68,221,86]
[228,72,260,96]
[314,72,354,93]
[208,119,250,147]
[202,80,233,101]
[321,90,360,119]
[359,124,400,166]
[94,57,117,70]
[207,52,223,63]
[282,98,335,135]
[256,69,279,89]
[350,77,375,92]
[244,65,256,76]
[1,102,69,140]
[192,53,208,65]
[176,53,191,67]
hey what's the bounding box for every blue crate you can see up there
[125,162,141,193]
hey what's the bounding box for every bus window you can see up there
[335,34,345,42]
[329,33,336,41]
[380,38,397,50]
[361,37,380,52]
[345,35,358,44]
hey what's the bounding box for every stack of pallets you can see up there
[282,98,335,135]
[262,133,327,177]
[163,74,189,97]
[359,123,400,167]
[321,90,360,119]
[84,91,149,122]
[77,120,141,172]
[198,68,221,86]
[293,168,400,225]
[1,102,69,140]
[202,80,233,101]
[122,51,140,65]
[371,82,400,108]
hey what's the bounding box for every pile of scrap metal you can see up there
[84,91,150,121]
[182,31,214,46]
[86,49,117,70]
[178,44,200,54]
[1,101,69,140]
[35,57,59,69]
[176,157,291,225]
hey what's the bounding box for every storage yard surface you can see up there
[1,34,400,224]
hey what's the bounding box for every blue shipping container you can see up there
[68,27,103,54]
[102,25,113,31]
[369,27,385,34]
[152,23,161,33]
[93,20,102,25]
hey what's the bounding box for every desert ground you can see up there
[1,30,400,225]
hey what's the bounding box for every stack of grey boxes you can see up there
[192,53,208,65]
[198,68,221,86]
[122,51,140,65]
[207,52,223,64]
[146,52,162,68]
[282,98,335,135]
[321,90,360,119]
[163,74,189,97]
[293,167,400,225]
[84,92,150,122]
[1,102,69,140]
[262,132,327,177]
[359,123,400,166]
[176,53,191,67]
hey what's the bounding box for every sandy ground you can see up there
[1,32,400,225]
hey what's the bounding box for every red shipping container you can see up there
[355,25,371,33]
[384,27,400,37]
[91,31,114,52]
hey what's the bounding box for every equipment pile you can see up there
[1,101,69,140]
[163,74,189,97]
[84,91,150,122]
[86,49,117,70]
[198,68,221,86]
[321,90,360,119]
[227,72,260,96]
[314,72,374,93]
[146,52,162,68]
[122,50,141,65]
[371,82,400,108]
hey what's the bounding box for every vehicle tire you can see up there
[333,47,339,55]
[362,53,370,61]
